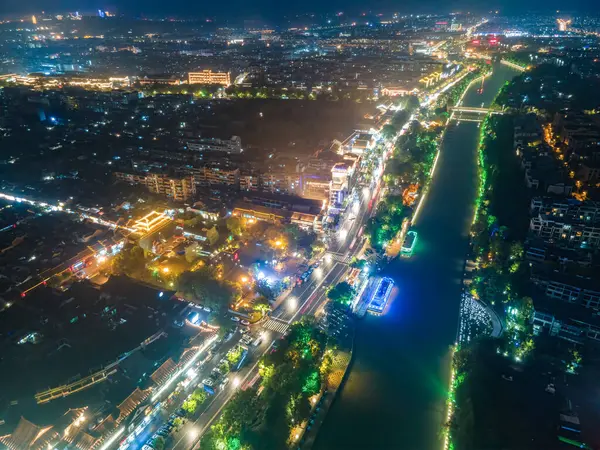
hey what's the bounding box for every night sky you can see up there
[1,0,599,18]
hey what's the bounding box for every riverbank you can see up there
[298,346,353,449]
[314,63,521,450]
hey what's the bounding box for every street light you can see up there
[162,267,170,273]
[241,276,248,283]
[288,297,298,311]
[188,427,199,441]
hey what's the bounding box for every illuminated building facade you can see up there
[329,163,349,209]
[188,70,231,86]
[115,172,196,201]
[557,19,571,32]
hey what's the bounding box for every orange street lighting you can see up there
[162,267,170,273]
[241,276,249,283]
[275,240,282,247]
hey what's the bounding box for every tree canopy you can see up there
[177,270,235,313]
[326,281,355,306]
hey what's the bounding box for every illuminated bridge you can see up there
[449,106,504,114]
[448,106,505,123]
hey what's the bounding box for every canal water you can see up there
[314,63,520,450]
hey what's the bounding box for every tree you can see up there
[380,124,397,141]
[226,346,244,370]
[153,436,166,450]
[255,279,276,301]
[207,226,220,246]
[226,217,244,236]
[183,388,207,416]
[219,360,230,374]
[326,281,355,306]
[111,245,147,277]
[173,417,184,430]
[253,296,271,316]
[177,270,234,312]
[185,242,201,264]
[182,398,198,415]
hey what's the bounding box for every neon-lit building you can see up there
[329,163,349,209]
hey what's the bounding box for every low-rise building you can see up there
[191,166,240,188]
[186,135,242,154]
[303,176,330,202]
[115,172,196,201]
[261,172,302,195]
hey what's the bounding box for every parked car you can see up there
[231,316,240,322]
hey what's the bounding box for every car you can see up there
[142,445,154,450]
[241,335,253,345]
[202,378,214,386]
[231,316,240,322]
[223,331,234,342]
[203,306,212,312]
[240,319,250,326]
[240,328,250,335]
[220,377,230,389]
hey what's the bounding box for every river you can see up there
[314,63,520,450]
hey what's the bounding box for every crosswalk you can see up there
[262,318,289,334]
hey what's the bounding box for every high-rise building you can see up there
[188,70,231,86]
[557,19,571,31]
[31,15,37,25]
[329,163,349,209]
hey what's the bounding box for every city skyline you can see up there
[2,0,600,19]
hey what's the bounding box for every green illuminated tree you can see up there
[253,296,271,316]
[326,281,355,306]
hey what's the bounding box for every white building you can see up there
[329,163,349,209]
